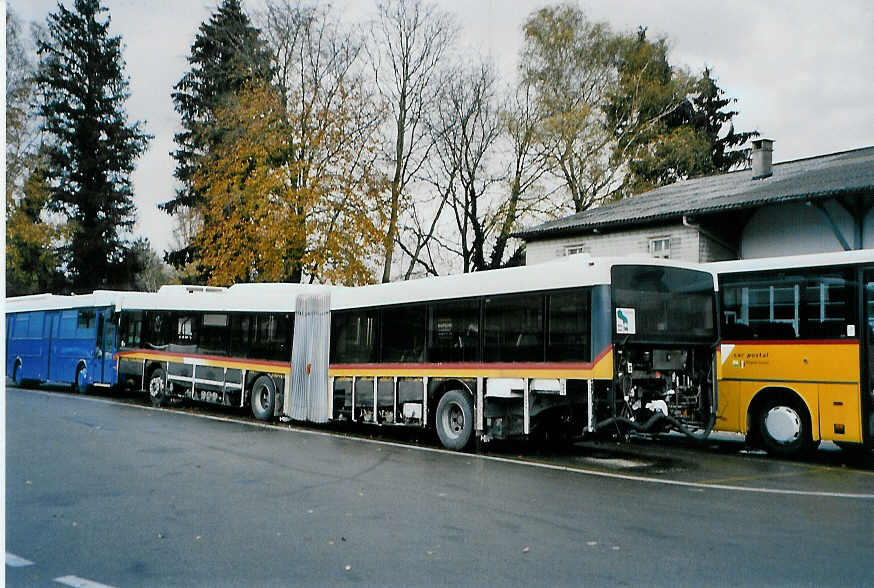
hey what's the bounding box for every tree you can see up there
[427,62,503,273]
[34,0,151,292]
[6,8,64,295]
[606,27,707,195]
[126,238,178,292]
[165,0,274,271]
[259,0,387,285]
[521,6,693,212]
[494,80,553,268]
[193,79,384,286]
[690,68,758,173]
[608,30,757,195]
[369,0,456,282]
[6,171,67,296]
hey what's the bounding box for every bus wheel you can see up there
[73,364,88,394]
[148,368,169,407]
[13,361,23,386]
[435,390,474,451]
[757,396,812,457]
[250,375,276,421]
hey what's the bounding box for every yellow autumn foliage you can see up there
[192,80,386,286]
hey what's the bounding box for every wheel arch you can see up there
[244,371,282,406]
[429,378,475,426]
[144,360,166,380]
[747,386,818,444]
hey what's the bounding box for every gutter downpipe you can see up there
[682,215,738,257]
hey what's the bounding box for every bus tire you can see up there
[13,360,23,386]
[757,395,813,457]
[250,375,276,421]
[435,389,474,451]
[148,368,169,407]
[73,364,88,394]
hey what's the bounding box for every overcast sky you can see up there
[10,0,874,254]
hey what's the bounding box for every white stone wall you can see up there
[525,224,702,264]
[741,201,860,258]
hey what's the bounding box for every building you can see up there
[516,140,874,264]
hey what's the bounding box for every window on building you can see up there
[649,237,671,259]
[565,244,586,256]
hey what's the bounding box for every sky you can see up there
[9,0,874,254]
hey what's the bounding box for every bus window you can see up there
[484,293,544,362]
[720,269,853,340]
[250,313,291,361]
[27,312,44,339]
[613,266,715,342]
[119,311,143,348]
[332,310,377,363]
[78,309,96,330]
[803,273,852,338]
[13,313,30,339]
[59,310,78,338]
[170,313,198,350]
[199,313,228,356]
[144,311,170,348]
[229,314,251,358]
[547,289,591,362]
[381,305,426,363]
[428,299,480,363]
[12,312,30,339]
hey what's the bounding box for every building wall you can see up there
[525,196,874,265]
[525,224,703,264]
[741,201,860,258]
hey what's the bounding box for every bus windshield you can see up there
[611,265,715,343]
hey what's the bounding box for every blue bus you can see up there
[6,292,121,392]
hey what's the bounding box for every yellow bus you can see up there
[711,250,874,457]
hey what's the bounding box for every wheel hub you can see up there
[444,403,464,438]
[764,405,801,444]
[150,378,163,398]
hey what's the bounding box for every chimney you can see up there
[751,138,774,179]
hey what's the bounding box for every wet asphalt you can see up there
[6,385,874,587]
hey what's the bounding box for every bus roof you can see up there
[329,255,715,310]
[707,249,874,275]
[3,290,127,313]
[5,255,716,314]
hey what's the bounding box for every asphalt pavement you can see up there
[6,386,874,587]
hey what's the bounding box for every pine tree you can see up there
[164,0,274,270]
[34,0,151,292]
[607,29,757,196]
[691,68,759,173]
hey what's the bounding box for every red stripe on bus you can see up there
[720,339,858,345]
[115,349,287,368]
[115,344,612,370]
[331,345,612,371]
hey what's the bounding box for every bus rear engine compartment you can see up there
[600,345,715,439]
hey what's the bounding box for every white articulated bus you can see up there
[9,256,719,451]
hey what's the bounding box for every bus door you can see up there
[43,311,61,381]
[96,309,117,384]
[862,270,874,444]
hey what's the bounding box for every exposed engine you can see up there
[607,345,714,437]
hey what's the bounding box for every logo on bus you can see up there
[616,307,636,335]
